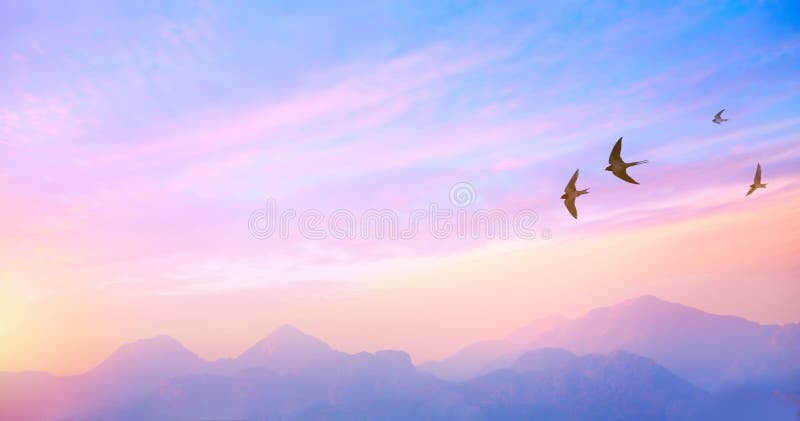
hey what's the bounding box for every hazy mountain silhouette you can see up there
[2,297,798,420]
[462,350,706,420]
[89,335,208,378]
[231,324,346,374]
[129,349,472,420]
[419,316,568,381]
[0,336,210,420]
[422,295,800,390]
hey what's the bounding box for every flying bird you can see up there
[712,109,728,124]
[605,137,649,184]
[746,163,767,196]
[561,169,589,219]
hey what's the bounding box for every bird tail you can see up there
[578,188,589,195]
[629,160,648,167]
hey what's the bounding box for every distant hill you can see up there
[2,296,798,420]
[421,295,800,390]
[231,324,347,374]
[462,350,706,420]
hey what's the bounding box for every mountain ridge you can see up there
[420,295,800,389]
[5,295,797,382]
[2,295,798,420]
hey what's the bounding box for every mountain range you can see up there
[421,295,800,390]
[2,296,798,420]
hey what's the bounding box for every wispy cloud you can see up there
[1,0,799,374]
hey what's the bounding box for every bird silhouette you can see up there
[605,137,648,184]
[712,109,728,124]
[561,169,589,219]
[746,163,767,196]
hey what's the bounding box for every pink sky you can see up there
[2,187,799,375]
[1,1,799,375]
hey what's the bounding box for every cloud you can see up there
[0,95,84,144]
[1,0,799,300]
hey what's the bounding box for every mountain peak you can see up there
[260,324,330,349]
[269,324,306,338]
[90,335,203,376]
[235,325,338,373]
[106,335,192,358]
[582,295,698,321]
[631,294,665,302]
[136,334,183,345]
[623,295,676,307]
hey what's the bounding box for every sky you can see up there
[1,1,799,375]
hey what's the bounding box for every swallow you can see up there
[605,137,648,184]
[712,109,728,124]
[746,163,767,196]
[561,169,589,219]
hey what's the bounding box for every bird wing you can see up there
[613,168,639,184]
[746,186,757,196]
[715,109,725,119]
[564,197,578,219]
[609,137,623,164]
[565,169,579,193]
[753,163,762,184]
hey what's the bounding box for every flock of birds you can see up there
[561,109,767,219]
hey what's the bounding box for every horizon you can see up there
[5,293,796,376]
[2,0,800,384]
